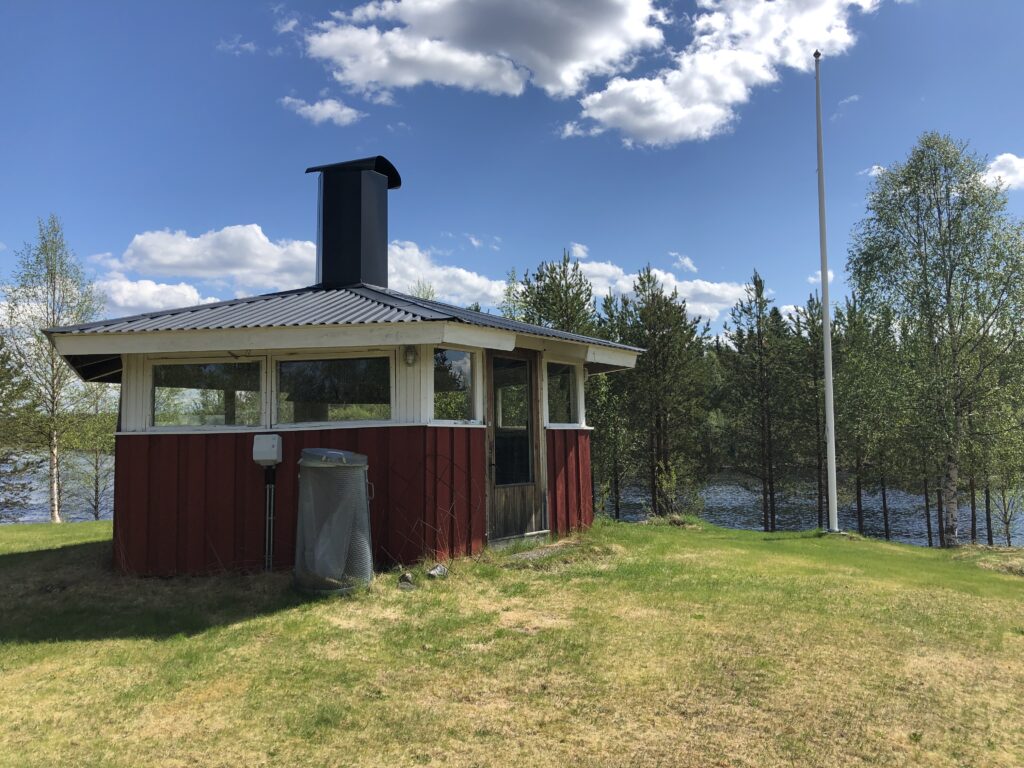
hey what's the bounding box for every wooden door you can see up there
[486,351,544,540]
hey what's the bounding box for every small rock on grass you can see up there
[427,563,448,579]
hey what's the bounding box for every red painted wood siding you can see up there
[546,429,594,536]
[112,426,486,576]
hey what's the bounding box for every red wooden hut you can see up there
[45,157,639,575]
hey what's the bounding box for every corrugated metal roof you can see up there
[46,283,640,352]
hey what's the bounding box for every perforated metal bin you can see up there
[294,448,373,595]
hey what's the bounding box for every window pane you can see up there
[493,357,532,484]
[546,363,577,424]
[152,362,261,427]
[277,357,391,423]
[433,348,474,420]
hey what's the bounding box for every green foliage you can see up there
[612,268,709,516]
[409,279,437,300]
[849,132,1024,545]
[1,215,102,522]
[0,336,40,516]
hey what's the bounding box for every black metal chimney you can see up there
[305,156,401,289]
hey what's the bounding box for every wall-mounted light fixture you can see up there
[403,345,419,366]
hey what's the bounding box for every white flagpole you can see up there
[814,49,840,533]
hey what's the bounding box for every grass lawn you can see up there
[1,519,1022,767]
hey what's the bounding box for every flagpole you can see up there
[814,49,840,533]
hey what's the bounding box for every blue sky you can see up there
[1,0,1023,326]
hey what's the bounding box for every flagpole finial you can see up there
[813,49,822,60]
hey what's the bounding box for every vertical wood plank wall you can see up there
[112,426,592,575]
[546,430,593,536]
[113,426,486,576]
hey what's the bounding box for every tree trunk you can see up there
[612,454,621,521]
[649,431,658,516]
[48,431,62,524]
[924,477,933,547]
[761,474,770,533]
[969,477,977,545]
[984,484,994,546]
[93,447,102,519]
[881,475,890,541]
[765,405,777,532]
[941,455,959,546]
[936,484,946,548]
[855,452,864,535]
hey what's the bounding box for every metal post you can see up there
[814,50,840,533]
[264,466,276,571]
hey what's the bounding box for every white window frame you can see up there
[144,354,270,432]
[542,357,586,429]
[270,349,397,429]
[428,345,484,426]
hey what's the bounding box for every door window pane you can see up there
[493,357,532,484]
[277,357,391,423]
[546,363,578,424]
[152,361,261,427]
[433,348,474,421]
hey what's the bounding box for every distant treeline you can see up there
[501,133,1024,548]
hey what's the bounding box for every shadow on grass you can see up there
[0,539,306,644]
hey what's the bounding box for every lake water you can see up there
[604,478,1023,547]
[3,463,1021,547]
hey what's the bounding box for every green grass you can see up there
[1,519,1022,767]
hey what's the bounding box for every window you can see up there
[433,348,474,421]
[152,361,262,427]
[546,363,578,424]
[493,357,532,484]
[276,356,391,424]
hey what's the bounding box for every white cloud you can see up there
[280,96,365,127]
[216,35,257,55]
[101,224,508,310]
[669,251,697,273]
[0,241,6,252]
[275,18,299,34]
[112,224,316,296]
[807,269,834,284]
[560,121,605,139]
[858,164,885,177]
[838,94,860,106]
[580,260,745,320]
[305,0,665,103]
[96,273,220,317]
[569,242,589,259]
[465,234,483,248]
[984,153,1024,191]
[388,240,506,306]
[99,223,748,320]
[574,0,879,146]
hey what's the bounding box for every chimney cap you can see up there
[305,155,402,189]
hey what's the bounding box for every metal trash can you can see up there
[294,448,373,595]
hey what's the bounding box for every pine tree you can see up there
[724,272,780,531]
[614,269,708,516]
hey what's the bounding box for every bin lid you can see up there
[298,448,369,468]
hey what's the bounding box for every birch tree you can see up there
[848,133,1024,545]
[2,215,102,523]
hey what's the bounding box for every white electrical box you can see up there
[253,434,282,466]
